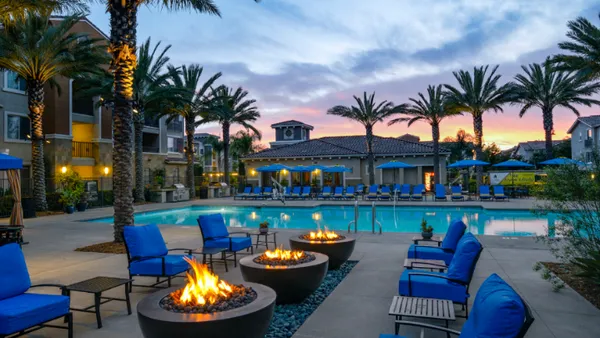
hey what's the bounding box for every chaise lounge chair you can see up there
[379,186,392,200]
[248,186,262,199]
[393,184,401,196]
[479,185,492,201]
[344,186,356,199]
[290,186,302,199]
[399,232,483,318]
[318,186,332,199]
[451,186,464,201]
[261,186,273,200]
[435,184,447,201]
[382,273,534,338]
[493,185,509,201]
[366,184,379,200]
[234,186,251,200]
[407,219,467,265]
[411,184,425,201]
[356,184,365,196]
[282,186,292,199]
[333,186,344,199]
[300,186,312,199]
[197,214,253,267]
[0,243,73,338]
[124,224,194,291]
[399,184,411,200]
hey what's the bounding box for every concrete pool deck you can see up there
[7,197,600,338]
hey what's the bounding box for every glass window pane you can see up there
[5,71,26,91]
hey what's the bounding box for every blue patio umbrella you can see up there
[539,158,585,166]
[0,153,23,170]
[323,166,351,173]
[289,165,312,172]
[492,160,534,168]
[447,159,490,168]
[376,161,416,169]
[307,165,328,171]
[255,164,292,172]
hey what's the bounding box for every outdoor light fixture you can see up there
[104,167,109,175]
[251,169,257,176]
[61,166,67,174]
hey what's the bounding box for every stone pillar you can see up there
[399,168,405,184]
[417,166,423,184]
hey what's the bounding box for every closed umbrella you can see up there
[492,160,534,195]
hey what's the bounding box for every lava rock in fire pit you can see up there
[253,252,316,266]
[160,286,257,314]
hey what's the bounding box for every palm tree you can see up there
[0,14,108,211]
[442,129,475,162]
[444,65,514,187]
[551,14,600,80]
[230,130,261,185]
[513,61,600,159]
[205,136,224,174]
[327,92,401,185]
[200,86,261,185]
[158,64,221,198]
[388,85,462,184]
[0,0,88,23]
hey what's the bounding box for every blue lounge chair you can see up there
[366,184,379,200]
[333,186,344,199]
[356,184,365,196]
[407,219,467,265]
[493,185,509,201]
[318,186,332,199]
[300,186,312,199]
[248,186,262,199]
[261,186,273,199]
[197,214,252,267]
[451,185,464,201]
[398,184,411,200]
[479,185,492,201]
[379,185,392,200]
[435,184,447,201]
[411,184,424,200]
[399,232,483,317]
[382,273,534,338]
[123,224,193,291]
[393,184,401,194]
[344,186,356,199]
[0,243,73,338]
[290,186,301,199]
[282,186,292,199]
[234,186,251,200]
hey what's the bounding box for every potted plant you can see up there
[59,190,78,214]
[420,219,434,240]
[57,171,84,214]
[259,221,269,234]
[76,191,88,212]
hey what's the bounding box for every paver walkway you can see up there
[7,198,600,338]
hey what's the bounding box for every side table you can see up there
[248,231,278,250]
[193,247,228,272]
[411,235,443,246]
[389,295,455,335]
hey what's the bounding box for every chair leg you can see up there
[67,312,73,338]
[94,293,102,329]
[234,251,237,267]
[250,246,254,255]
[168,276,172,287]
[125,284,132,315]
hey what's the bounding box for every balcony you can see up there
[584,138,594,148]
[72,141,93,158]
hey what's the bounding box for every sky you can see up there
[87,0,600,149]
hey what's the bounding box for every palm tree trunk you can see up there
[542,109,554,160]
[365,125,375,185]
[186,117,196,199]
[432,123,440,184]
[109,0,137,242]
[27,80,48,211]
[472,113,484,187]
[223,122,230,185]
[133,110,145,202]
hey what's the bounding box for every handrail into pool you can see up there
[372,202,382,234]
[347,200,359,234]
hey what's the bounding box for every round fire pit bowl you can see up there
[137,282,275,338]
[289,236,355,270]
[239,252,329,304]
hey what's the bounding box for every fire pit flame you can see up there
[308,229,341,241]
[176,257,234,306]
[263,246,305,261]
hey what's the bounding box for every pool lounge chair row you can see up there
[434,184,510,201]
[363,184,426,201]
[479,185,509,201]
[234,186,274,200]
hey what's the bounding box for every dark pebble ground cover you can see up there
[264,261,358,338]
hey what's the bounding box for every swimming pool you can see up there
[88,205,556,236]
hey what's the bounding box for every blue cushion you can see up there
[0,293,69,335]
[204,237,252,252]
[447,233,482,283]
[0,243,31,301]
[380,335,405,338]
[398,270,468,303]
[129,255,191,276]
[460,274,526,338]
[124,224,168,259]
[198,214,229,239]
[441,219,467,251]
[407,245,455,265]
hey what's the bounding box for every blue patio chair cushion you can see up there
[406,245,454,265]
[447,233,482,283]
[441,219,467,251]
[129,255,191,276]
[124,224,168,260]
[435,184,446,198]
[346,186,355,194]
[460,273,526,338]
[198,214,230,239]
[204,236,252,252]
[398,270,468,303]
[0,293,70,335]
[0,243,31,301]
[479,185,490,195]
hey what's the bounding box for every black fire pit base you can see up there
[137,283,276,338]
[289,236,356,270]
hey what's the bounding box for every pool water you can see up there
[88,205,556,236]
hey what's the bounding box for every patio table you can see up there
[389,295,455,335]
[411,235,442,246]
[403,258,447,272]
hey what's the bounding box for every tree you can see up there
[230,130,262,184]
[328,92,402,184]
[481,143,506,166]
[388,85,462,184]
[443,129,474,163]
[444,65,514,187]
[551,13,600,80]
[205,135,224,174]
[553,139,572,159]
[0,0,88,24]
[0,14,108,211]
[159,64,221,198]
[513,61,600,159]
[200,86,261,185]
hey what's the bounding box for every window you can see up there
[4,71,27,93]
[168,137,183,153]
[5,112,30,141]
[587,129,593,139]
[284,128,294,140]
[579,132,583,142]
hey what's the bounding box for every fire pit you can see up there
[137,258,275,338]
[239,248,329,304]
[289,229,355,270]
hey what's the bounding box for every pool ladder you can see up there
[371,202,382,235]
[347,200,358,233]
[347,200,382,235]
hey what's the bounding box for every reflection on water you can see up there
[90,205,557,236]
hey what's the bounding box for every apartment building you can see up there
[0,16,187,187]
[568,115,600,162]
[193,133,219,173]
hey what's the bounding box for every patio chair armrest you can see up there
[394,320,461,336]
[407,272,466,285]
[168,248,193,255]
[410,261,447,269]
[228,231,250,236]
[411,245,451,258]
[30,283,68,294]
